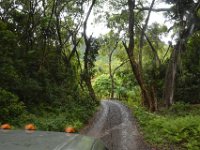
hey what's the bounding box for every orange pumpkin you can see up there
[1,124,11,130]
[65,127,76,133]
[25,124,36,130]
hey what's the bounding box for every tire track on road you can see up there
[86,101,109,138]
[83,100,150,150]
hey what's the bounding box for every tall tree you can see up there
[82,0,98,102]
[163,0,200,107]
[121,0,157,111]
[100,31,129,99]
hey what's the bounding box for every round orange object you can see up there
[25,124,36,130]
[1,124,11,130]
[65,127,76,133]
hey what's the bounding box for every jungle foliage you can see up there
[93,0,200,107]
[0,0,200,145]
[0,0,99,130]
[126,100,200,150]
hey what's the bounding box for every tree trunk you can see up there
[124,0,156,111]
[163,45,180,108]
[110,73,115,99]
[163,0,199,108]
[108,49,115,99]
[82,0,97,102]
[130,58,155,111]
[85,75,96,102]
[150,85,158,111]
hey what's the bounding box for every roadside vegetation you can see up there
[0,0,99,131]
[126,99,200,150]
[0,85,97,131]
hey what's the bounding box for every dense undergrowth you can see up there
[125,100,200,150]
[16,105,97,132]
[0,88,98,131]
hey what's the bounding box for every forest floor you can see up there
[81,100,151,150]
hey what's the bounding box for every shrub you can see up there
[93,74,111,98]
[0,88,25,123]
[125,100,200,149]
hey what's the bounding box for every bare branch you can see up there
[162,43,172,62]
[136,7,171,12]
[112,59,130,75]
[68,37,81,61]
[122,41,128,53]
[139,0,156,68]
[144,33,161,66]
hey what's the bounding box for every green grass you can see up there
[125,100,200,150]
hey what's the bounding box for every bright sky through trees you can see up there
[87,0,173,43]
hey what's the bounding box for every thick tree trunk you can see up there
[82,0,97,102]
[124,0,157,111]
[163,44,180,108]
[163,0,199,108]
[129,58,156,111]
[85,76,96,102]
[83,43,97,102]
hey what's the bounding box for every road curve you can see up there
[82,100,150,150]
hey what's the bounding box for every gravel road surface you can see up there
[82,100,150,150]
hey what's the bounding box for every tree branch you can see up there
[139,0,156,68]
[122,41,128,53]
[83,0,96,44]
[136,7,171,12]
[144,33,161,66]
[68,37,81,61]
[112,59,130,76]
[83,0,96,71]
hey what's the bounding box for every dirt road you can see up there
[82,100,150,150]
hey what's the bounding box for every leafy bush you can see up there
[162,116,200,149]
[0,88,25,123]
[15,105,96,132]
[159,102,200,117]
[125,100,200,149]
[93,74,111,98]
